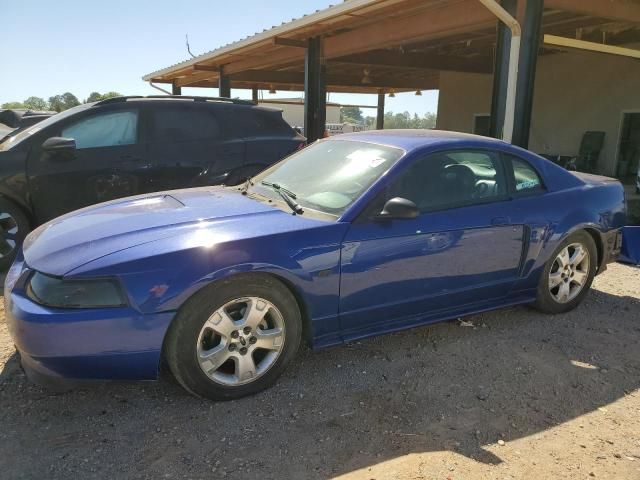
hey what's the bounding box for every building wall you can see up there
[436,49,640,176]
[258,100,341,128]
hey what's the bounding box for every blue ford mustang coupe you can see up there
[5,131,625,400]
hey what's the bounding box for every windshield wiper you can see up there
[260,181,303,215]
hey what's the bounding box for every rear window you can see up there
[150,106,221,142]
[230,108,293,136]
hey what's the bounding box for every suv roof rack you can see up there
[95,95,256,106]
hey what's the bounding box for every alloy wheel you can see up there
[548,242,590,304]
[196,296,285,386]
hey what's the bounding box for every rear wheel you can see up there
[164,274,301,400]
[0,198,30,270]
[534,231,597,314]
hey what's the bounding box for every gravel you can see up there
[1,263,639,479]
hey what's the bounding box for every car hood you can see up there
[23,187,315,276]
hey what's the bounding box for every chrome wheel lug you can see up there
[239,347,248,355]
[228,343,237,351]
[231,330,239,339]
[249,336,257,344]
[243,326,252,335]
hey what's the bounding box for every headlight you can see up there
[27,272,127,308]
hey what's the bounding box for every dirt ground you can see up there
[1,263,639,480]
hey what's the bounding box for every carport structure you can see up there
[143,0,640,145]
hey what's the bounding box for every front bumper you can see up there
[4,259,175,383]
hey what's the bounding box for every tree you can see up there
[1,101,26,109]
[102,91,122,100]
[381,110,437,129]
[85,91,122,103]
[23,96,48,111]
[340,106,363,124]
[48,92,80,112]
[61,92,80,109]
[86,92,103,103]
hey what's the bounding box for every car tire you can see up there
[534,231,597,314]
[164,274,302,400]
[0,198,30,271]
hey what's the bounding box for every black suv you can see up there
[0,96,305,267]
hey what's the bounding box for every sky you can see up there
[2,0,438,116]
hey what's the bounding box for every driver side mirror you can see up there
[42,137,76,153]
[376,197,419,220]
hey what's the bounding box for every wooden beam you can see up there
[228,69,439,89]
[546,0,640,24]
[273,37,307,48]
[193,65,220,72]
[175,71,219,87]
[543,34,640,58]
[335,50,493,74]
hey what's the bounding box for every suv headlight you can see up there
[27,272,127,308]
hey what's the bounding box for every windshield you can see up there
[0,103,91,151]
[251,139,404,216]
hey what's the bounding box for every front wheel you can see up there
[534,231,597,314]
[164,274,302,400]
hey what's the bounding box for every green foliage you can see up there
[48,92,80,112]
[86,92,103,103]
[340,106,364,124]
[86,91,122,103]
[1,101,26,109]
[23,96,49,111]
[3,91,123,113]
[364,111,437,130]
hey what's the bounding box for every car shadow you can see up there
[0,287,639,479]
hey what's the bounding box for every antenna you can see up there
[186,34,196,58]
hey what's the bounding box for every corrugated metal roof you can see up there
[142,0,385,81]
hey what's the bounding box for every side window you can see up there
[62,110,138,149]
[231,108,292,136]
[386,150,506,212]
[507,155,544,193]
[150,107,220,142]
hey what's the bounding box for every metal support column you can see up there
[172,82,181,95]
[219,66,231,98]
[511,0,543,148]
[489,0,516,139]
[252,88,259,104]
[376,92,385,130]
[304,37,326,143]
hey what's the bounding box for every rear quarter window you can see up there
[230,108,293,137]
[507,155,544,193]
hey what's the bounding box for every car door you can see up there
[146,103,245,190]
[339,149,526,338]
[28,105,150,222]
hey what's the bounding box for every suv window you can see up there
[61,110,138,149]
[507,155,544,193]
[150,106,221,142]
[386,150,506,212]
[231,108,293,136]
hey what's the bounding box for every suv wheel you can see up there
[0,198,30,270]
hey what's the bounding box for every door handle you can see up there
[491,216,511,226]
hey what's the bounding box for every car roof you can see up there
[93,95,281,113]
[335,129,511,151]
